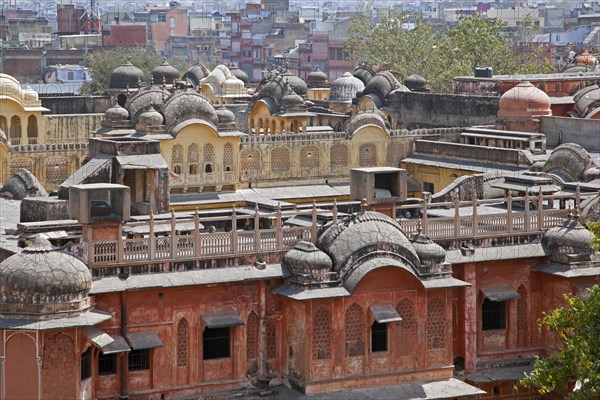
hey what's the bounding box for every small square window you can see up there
[203,327,230,360]
[482,299,506,330]
[128,349,150,371]
[371,322,387,352]
[98,353,117,375]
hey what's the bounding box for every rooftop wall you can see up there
[541,116,600,152]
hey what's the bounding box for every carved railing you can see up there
[86,190,597,275]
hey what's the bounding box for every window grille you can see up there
[187,144,199,175]
[312,307,331,360]
[427,297,445,349]
[266,320,277,359]
[482,299,506,330]
[344,303,365,357]
[203,143,215,173]
[386,142,405,166]
[330,143,348,168]
[300,145,319,169]
[223,143,234,172]
[10,158,35,175]
[241,149,261,175]
[172,144,183,175]
[371,322,387,352]
[177,319,189,367]
[81,348,92,380]
[203,327,230,360]
[271,147,291,172]
[45,157,69,183]
[247,311,258,360]
[396,298,416,335]
[359,143,377,167]
[517,286,527,331]
[128,349,150,371]
[98,353,117,375]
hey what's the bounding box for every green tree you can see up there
[521,284,600,399]
[80,47,190,95]
[344,12,553,93]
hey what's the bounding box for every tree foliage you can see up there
[80,47,190,95]
[521,284,600,399]
[344,12,553,93]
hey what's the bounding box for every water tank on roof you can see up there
[474,67,493,78]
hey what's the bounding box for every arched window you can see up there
[223,143,234,172]
[187,144,199,175]
[271,119,277,135]
[45,157,69,183]
[117,94,127,107]
[427,297,445,350]
[312,306,331,360]
[266,320,277,359]
[27,115,38,144]
[9,116,21,144]
[172,145,183,175]
[280,120,285,134]
[43,333,74,370]
[344,303,364,357]
[264,119,270,134]
[330,143,348,169]
[258,118,264,134]
[177,318,189,367]
[246,311,259,360]
[300,145,319,170]
[271,147,290,172]
[0,116,7,133]
[359,143,377,167]
[203,143,215,174]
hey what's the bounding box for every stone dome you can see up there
[283,241,333,282]
[330,72,365,103]
[253,75,286,105]
[152,58,181,84]
[0,236,92,318]
[125,86,170,124]
[306,66,329,88]
[362,71,402,100]
[161,90,219,131]
[230,66,249,85]
[581,194,600,223]
[183,61,210,87]
[353,64,376,86]
[404,74,429,92]
[105,103,130,121]
[280,85,306,112]
[0,73,23,102]
[542,143,597,182]
[498,81,552,120]
[542,215,596,258]
[410,232,446,266]
[222,75,246,97]
[216,106,237,131]
[573,84,600,118]
[282,71,308,96]
[109,59,145,89]
[138,106,164,127]
[348,112,387,134]
[316,211,420,272]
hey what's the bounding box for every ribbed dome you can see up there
[353,64,376,86]
[542,216,596,257]
[280,84,306,112]
[183,61,210,87]
[109,60,145,89]
[0,236,92,318]
[0,73,24,103]
[124,86,170,124]
[283,241,333,272]
[216,106,237,131]
[317,211,420,272]
[104,103,129,121]
[348,112,386,134]
[330,72,365,102]
[282,71,308,96]
[161,90,218,131]
[362,71,401,100]
[581,194,600,223]
[152,58,181,84]
[498,81,552,120]
[404,74,429,92]
[138,106,164,127]
[410,232,446,266]
[306,66,329,88]
[230,65,249,84]
[542,143,597,182]
[222,75,246,97]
